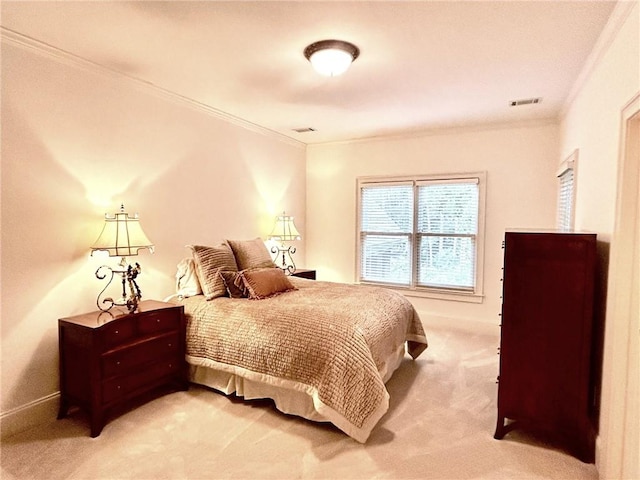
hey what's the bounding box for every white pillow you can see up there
[175,257,202,297]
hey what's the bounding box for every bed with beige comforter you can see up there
[175,277,428,442]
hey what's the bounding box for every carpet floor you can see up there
[1,325,598,479]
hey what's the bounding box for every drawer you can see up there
[138,309,181,336]
[102,358,181,405]
[101,332,180,378]
[101,319,136,350]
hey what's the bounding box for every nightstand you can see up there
[58,300,188,437]
[291,269,316,280]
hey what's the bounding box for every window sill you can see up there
[358,281,485,303]
[359,283,484,303]
[399,288,484,303]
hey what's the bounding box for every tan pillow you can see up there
[188,243,238,300]
[227,238,276,270]
[237,267,296,300]
[219,271,246,299]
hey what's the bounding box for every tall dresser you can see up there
[494,231,598,462]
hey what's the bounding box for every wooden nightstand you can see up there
[58,300,188,437]
[291,269,316,280]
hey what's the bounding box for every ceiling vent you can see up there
[292,127,316,133]
[510,98,542,107]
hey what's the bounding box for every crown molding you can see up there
[310,117,559,147]
[561,0,638,117]
[0,27,305,149]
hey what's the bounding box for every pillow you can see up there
[227,238,276,270]
[219,271,246,299]
[188,243,238,300]
[175,257,202,297]
[237,267,297,300]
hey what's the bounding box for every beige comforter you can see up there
[178,278,428,442]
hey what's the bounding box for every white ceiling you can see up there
[1,1,617,144]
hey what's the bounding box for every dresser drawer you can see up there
[101,318,136,351]
[101,332,180,378]
[102,359,181,404]
[138,309,181,336]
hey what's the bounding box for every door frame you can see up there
[602,92,640,479]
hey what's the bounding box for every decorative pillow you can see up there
[219,271,246,299]
[227,238,276,270]
[175,257,202,297]
[188,243,238,300]
[237,267,297,300]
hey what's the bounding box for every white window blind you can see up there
[360,184,413,285]
[358,174,485,295]
[557,150,578,232]
[417,181,478,290]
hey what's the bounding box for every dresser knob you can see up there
[117,385,121,390]
[114,330,119,334]
[168,343,172,347]
[156,319,161,323]
[116,361,121,366]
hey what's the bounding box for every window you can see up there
[357,172,486,301]
[557,150,578,232]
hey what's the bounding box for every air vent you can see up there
[510,98,542,107]
[292,127,316,133]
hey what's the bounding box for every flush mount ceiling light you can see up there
[304,39,360,77]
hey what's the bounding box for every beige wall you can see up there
[560,4,639,238]
[559,2,639,478]
[306,122,559,329]
[0,40,306,433]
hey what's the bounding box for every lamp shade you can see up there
[268,213,301,242]
[90,204,154,257]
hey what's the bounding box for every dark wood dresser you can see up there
[291,269,316,280]
[494,231,598,462]
[58,300,188,437]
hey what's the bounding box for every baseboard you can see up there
[418,312,501,339]
[595,434,603,476]
[0,392,60,439]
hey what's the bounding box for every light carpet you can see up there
[0,325,598,479]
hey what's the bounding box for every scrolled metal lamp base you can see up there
[95,257,143,313]
[270,244,296,275]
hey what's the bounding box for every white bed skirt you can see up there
[188,342,407,427]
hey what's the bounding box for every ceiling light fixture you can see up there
[304,39,360,77]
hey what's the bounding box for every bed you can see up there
[170,239,428,442]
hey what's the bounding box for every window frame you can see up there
[557,149,578,232]
[356,172,487,303]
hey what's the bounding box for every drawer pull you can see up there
[117,385,121,390]
[116,361,121,366]
[156,319,161,323]
[114,330,119,335]
[168,343,172,348]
